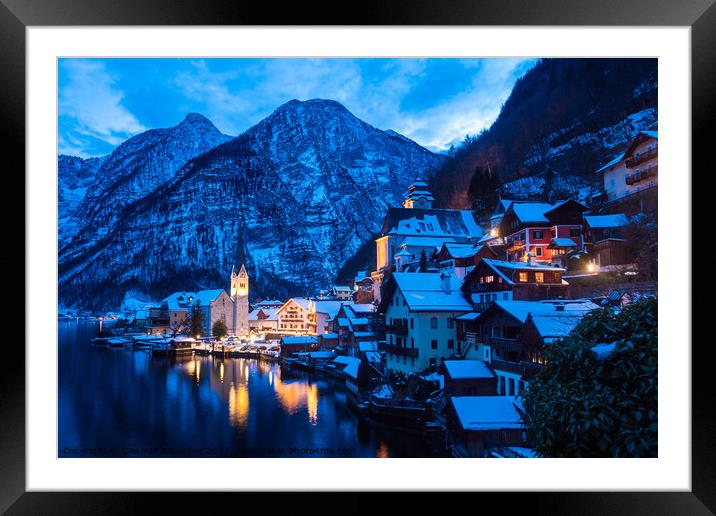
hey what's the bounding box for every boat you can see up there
[107,338,127,348]
[91,337,110,346]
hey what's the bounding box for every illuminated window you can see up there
[485,275,495,283]
[518,272,528,282]
[535,272,544,283]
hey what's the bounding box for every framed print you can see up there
[5,0,712,511]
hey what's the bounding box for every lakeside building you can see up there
[595,130,658,210]
[443,360,497,397]
[371,177,483,303]
[157,264,250,337]
[275,298,316,335]
[248,306,279,333]
[446,396,528,457]
[378,272,472,374]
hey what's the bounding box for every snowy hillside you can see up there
[58,99,445,310]
[58,155,107,244]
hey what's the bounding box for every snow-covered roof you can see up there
[400,236,456,249]
[346,303,376,314]
[584,214,629,229]
[595,152,625,173]
[365,351,382,363]
[392,272,472,312]
[353,331,376,338]
[550,237,578,247]
[455,311,480,321]
[444,360,495,380]
[383,208,483,239]
[313,300,347,319]
[321,332,339,340]
[529,313,588,340]
[333,356,361,379]
[249,307,279,321]
[194,289,226,305]
[441,242,482,259]
[491,299,599,324]
[349,317,370,326]
[641,130,658,139]
[278,297,313,313]
[358,341,379,352]
[163,291,198,310]
[510,202,556,224]
[333,285,351,292]
[281,336,319,345]
[451,396,524,431]
[258,299,284,306]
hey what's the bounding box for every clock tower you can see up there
[230,264,249,335]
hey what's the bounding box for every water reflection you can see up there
[58,321,443,458]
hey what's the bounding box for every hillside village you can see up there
[92,129,658,458]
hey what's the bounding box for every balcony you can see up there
[625,164,658,185]
[625,146,657,168]
[385,324,409,336]
[491,359,544,378]
[379,342,419,357]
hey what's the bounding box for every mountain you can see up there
[58,154,107,244]
[58,99,445,310]
[431,58,658,209]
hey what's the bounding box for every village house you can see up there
[352,271,375,304]
[443,360,497,397]
[332,286,353,301]
[248,306,279,333]
[582,214,635,271]
[461,258,569,311]
[329,303,379,355]
[371,177,483,302]
[279,335,319,356]
[378,272,472,374]
[275,298,315,335]
[498,199,587,264]
[433,241,498,281]
[595,130,658,210]
[446,396,528,457]
[468,299,598,396]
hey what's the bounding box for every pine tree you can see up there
[187,303,204,338]
[419,250,428,272]
[212,319,228,340]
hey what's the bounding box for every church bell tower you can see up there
[230,264,249,335]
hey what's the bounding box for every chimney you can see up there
[527,252,536,267]
[440,272,451,294]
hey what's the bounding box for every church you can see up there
[162,264,250,337]
[371,177,484,302]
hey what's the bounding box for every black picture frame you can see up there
[4,0,710,512]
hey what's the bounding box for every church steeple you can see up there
[230,263,249,335]
[403,176,434,209]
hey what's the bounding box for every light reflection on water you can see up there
[58,321,443,458]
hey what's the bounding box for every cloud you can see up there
[59,60,145,154]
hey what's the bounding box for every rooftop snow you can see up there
[511,202,556,223]
[584,214,629,228]
[455,312,480,321]
[392,272,472,312]
[444,360,495,380]
[333,356,361,379]
[281,336,319,345]
[451,396,523,431]
[595,152,625,173]
[383,208,483,239]
[550,237,578,247]
[491,299,599,324]
[443,242,481,259]
[400,236,456,248]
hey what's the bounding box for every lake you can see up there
[58,321,444,458]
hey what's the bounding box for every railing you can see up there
[368,393,426,410]
[491,359,543,377]
[625,164,658,185]
[625,146,657,168]
[385,324,409,336]
[378,342,419,357]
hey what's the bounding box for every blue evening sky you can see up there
[58,58,538,157]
